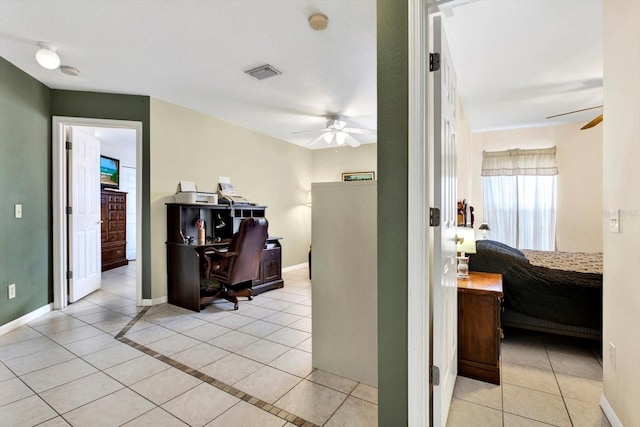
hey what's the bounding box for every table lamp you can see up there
[456,228,477,279]
[478,223,490,239]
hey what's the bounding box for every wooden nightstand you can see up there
[457,272,503,384]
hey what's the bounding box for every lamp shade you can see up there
[479,223,490,231]
[456,227,477,254]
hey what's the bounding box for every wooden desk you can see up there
[165,203,283,312]
[458,272,503,384]
[166,238,283,312]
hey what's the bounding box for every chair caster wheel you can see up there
[234,303,239,310]
[248,296,253,301]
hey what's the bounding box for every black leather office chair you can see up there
[200,217,268,310]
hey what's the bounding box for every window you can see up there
[482,147,558,250]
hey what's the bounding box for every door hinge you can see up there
[66,141,72,150]
[431,365,440,386]
[429,207,441,227]
[66,271,73,279]
[66,206,72,215]
[429,52,440,72]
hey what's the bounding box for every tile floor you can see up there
[0,262,378,427]
[1,262,610,426]
[447,329,609,427]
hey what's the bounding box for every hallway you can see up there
[0,264,377,426]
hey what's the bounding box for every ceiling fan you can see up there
[545,105,603,130]
[293,114,376,148]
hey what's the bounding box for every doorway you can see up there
[406,1,460,425]
[52,116,143,309]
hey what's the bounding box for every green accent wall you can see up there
[0,57,52,325]
[0,57,153,327]
[377,1,409,424]
[50,90,151,299]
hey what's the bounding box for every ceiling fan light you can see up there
[323,132,333,143]
[336,132,346,145]
[35,42,60,69]
[327,118,347,129]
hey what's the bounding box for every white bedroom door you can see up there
[432,14,458,427]
[68,127,102,302]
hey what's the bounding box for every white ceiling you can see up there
[442,0,603,131]
[0,0,602,149]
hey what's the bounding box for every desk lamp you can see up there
[215,214,226,230]
[212,214,226,242]
[456,228,477,279]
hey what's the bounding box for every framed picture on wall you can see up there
[342,171,375,182]
[100,155,120,189]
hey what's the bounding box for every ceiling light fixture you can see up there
[308,13,328,31]
[35,42,60,69]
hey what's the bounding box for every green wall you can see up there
[0,57,153,327]
[50,90,151,299]
[0,58,52,325]
[377,1,409,424]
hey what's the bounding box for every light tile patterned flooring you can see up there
[0,262,610,426]
[0,263,377,426]
[447,329,609,427]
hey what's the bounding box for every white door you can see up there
[68,127,102,302]
[120,166,136,260]
[432,15,458,427]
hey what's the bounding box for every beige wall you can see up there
[602,1,640,426]
[311,143,377,182]
[456,100,473,203]
[149,98,312,299]
[470,123,603,252]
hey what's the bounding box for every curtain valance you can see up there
[481,147,558,176]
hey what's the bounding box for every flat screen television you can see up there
[100,155,119,189]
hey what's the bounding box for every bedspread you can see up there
[520,249,602,274]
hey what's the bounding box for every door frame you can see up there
[407,0,432,424]
[408,0,467,424]
[52,116,143,308]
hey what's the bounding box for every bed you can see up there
[468,240,602,340]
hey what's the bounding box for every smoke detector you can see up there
[60,65,79,76]
[308,13,328,31]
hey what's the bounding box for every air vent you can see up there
[244,64,282,80]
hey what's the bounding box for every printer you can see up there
[175,181,219,205]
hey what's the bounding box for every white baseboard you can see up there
[282,263,309,272]
[140,296,168,306]
[0,303,53,336]
[600,394,623,427]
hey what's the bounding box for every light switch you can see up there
[609,209,620,233]
[15,204,22,219]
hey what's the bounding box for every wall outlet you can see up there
[15,204,22,219]
[609,342,616,371]
[8,284,16,300]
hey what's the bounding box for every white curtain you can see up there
[483,176,518,247]
[482,147,557,250]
